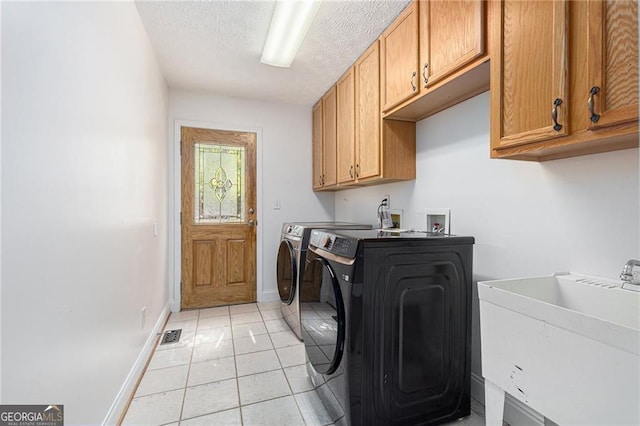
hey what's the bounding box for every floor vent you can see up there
[160,329,182,345]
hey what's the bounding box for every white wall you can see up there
[168,90,334,306]
[2,2,168,424]
[0,1,4,404]
[0,1,3,403]
[335,91,639,392]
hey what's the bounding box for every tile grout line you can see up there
[230,305,245,425]
[266,307,309,425]
[180,306,240,423]
[176,308,200,425]
[234,304,294,421]
[262,306,298,401]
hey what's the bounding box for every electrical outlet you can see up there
[383,194,390,209]
[141,307,146,329]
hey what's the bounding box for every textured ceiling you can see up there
[135,0,411,106]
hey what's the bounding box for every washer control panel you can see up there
[282,224,304,238]
[310,230,357,259]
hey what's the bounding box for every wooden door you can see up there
[312,101,323,190]
[491,0,569,151]
[587,0,638,129]
[337,67,356,185]
[380,1,419,112]
[355,42,381,181]
[181,127,256,309]
[419,0,484,90]
[322,87,338,188]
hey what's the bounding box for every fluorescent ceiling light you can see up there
[261,0,322,68]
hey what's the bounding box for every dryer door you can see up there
[276,240,297,304]
[300,250,345,375]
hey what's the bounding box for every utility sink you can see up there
[478,273,640,425]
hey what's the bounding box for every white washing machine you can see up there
[276,222,371,340]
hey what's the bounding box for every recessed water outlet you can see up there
[425,208,451,234]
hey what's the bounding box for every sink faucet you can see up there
[620,259,640,285]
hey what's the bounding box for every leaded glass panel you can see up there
[194,142,245,224]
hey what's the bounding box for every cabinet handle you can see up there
[422,63,429,87]
[588,86,601,123]
[410,71,417,92]
[349,165,354,178]
[551,98,563,131]
[356,164,360,178]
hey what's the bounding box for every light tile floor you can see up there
[123,302,488,426]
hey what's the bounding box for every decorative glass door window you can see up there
[193,142,245,224]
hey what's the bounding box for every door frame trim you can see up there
[171,119,263,312]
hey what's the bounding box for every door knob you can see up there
[248,219,255,227]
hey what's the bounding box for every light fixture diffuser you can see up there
[261,0,322,68]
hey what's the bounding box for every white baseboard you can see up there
[102,302,171,425]
[471,372,545,426]
[259,289,280,303]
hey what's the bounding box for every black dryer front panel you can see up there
[361,243,473,426]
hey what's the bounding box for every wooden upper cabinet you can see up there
[322,87,337,188]
[419,0,484,90]
[312,101,323,190]
[380,2,419,113]
[491,0,638,160]
[312,88,339,191]
[355,42,381,181]
[586,0,638,129]
[491,0,569,151]
[312,40,415,191]
[337,68,356,185]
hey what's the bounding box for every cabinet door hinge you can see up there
[180,212,182,225]
[180,141,182,156]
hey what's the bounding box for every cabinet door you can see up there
[312,101,323,190]
[491,0,569,150]
[587,0,638,129]
[322,87,337,188]
[380,1,419,113]
[419,0,484,90]
[337,68,356,185]
[355,42,381,181]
